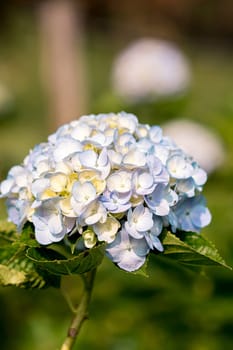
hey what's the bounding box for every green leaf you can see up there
[26,244,105,276]
[161,231,231,270]
[133,257,149,277]
[0,264,26,286]
[0,220,18,244]
[13,223,40,248]
[0,246,60,288]
[0,221,60,289]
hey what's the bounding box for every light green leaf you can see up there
[0,220,17,233]
[161,231,231,270]
[0,221,60,288]
[0,264,26,286]
[26,244,105,276]
[0,220,18,244]
[13,223,40,248]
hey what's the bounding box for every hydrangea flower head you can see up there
[162,119,225,173]
[0,112,211,272]
[112,39,191,102]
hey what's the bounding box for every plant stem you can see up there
[60,268,97,350]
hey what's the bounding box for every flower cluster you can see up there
[0,112,211,272]
[162,119,225,174]
[112,38,191,102]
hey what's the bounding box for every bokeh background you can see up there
[0,1,233,349]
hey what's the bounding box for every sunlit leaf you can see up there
[161,231,231,270]
[0,222,60,288]
[0,220,18,244]
[0,264,26,286]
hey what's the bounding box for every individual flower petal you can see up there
[145,184,177,216]
[147,156,169,184]
[50,173,68,193]
[100,190,132,213]
[6,198,32,231]
[114,133,136,154]
[167,154,194,179]
[135,124,149,138]
[78,200,107,226]
[107,171,132,193]
[149,126,163,143]
[0,178,14,196]
[59,197,76,217]
[107,149,123,167]
[53,137,82,162]
[132,170,156,195]
[117,112,138,134]
[144,216,163,251]
[31,178,50,199]
[174,196,211,232]
[79,150,97,168]
[106,228,149,272]
[71,122,91,141]
[125,205,153,239]
[192,164,207,186]
[123,149,146,168]
[93,216,120,243]
[71,181,97,204]
[176,178,195,197]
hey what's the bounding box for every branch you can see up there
[60,268,96,350]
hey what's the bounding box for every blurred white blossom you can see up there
[112,38,191,102]
[162,119,225,173]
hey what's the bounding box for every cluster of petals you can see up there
[112,38,191,101]
[0,112,211,272]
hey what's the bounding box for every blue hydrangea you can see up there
[0,112,211,272]
[173,195,211,233]
[106,228,150,272]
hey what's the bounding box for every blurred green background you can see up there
[0,2,233,349]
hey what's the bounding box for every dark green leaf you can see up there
[26,244,105,276]
[0,245,60,288]
[0,220,60,288]
[161,231,231,270]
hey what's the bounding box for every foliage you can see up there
[0,14,233,350]
[0,221,60,288]
[0,221,105,289]
[0,220,230,291]
[161,230,230,270]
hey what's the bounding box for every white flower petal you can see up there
[79,150,97,168]
[94,217,120,243]
[123,149,146,167]
[53,138,82,162]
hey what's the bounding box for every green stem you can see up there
[60,268,97,350]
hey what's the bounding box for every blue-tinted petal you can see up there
[190,205,211,229]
